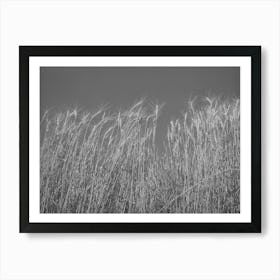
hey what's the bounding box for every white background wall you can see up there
[0,0,279,279]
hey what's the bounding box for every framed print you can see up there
[19,46,261,233]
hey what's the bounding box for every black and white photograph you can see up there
[40,66,240,214]
[19,46,261,232]
[3,1,279,279]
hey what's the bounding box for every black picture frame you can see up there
[19,46,261,233]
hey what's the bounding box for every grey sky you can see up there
[40,67,240,148]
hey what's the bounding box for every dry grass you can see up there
[40,97,240,213]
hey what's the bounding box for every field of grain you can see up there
[40,97,240,213]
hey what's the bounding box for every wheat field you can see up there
[40,97,240,213]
